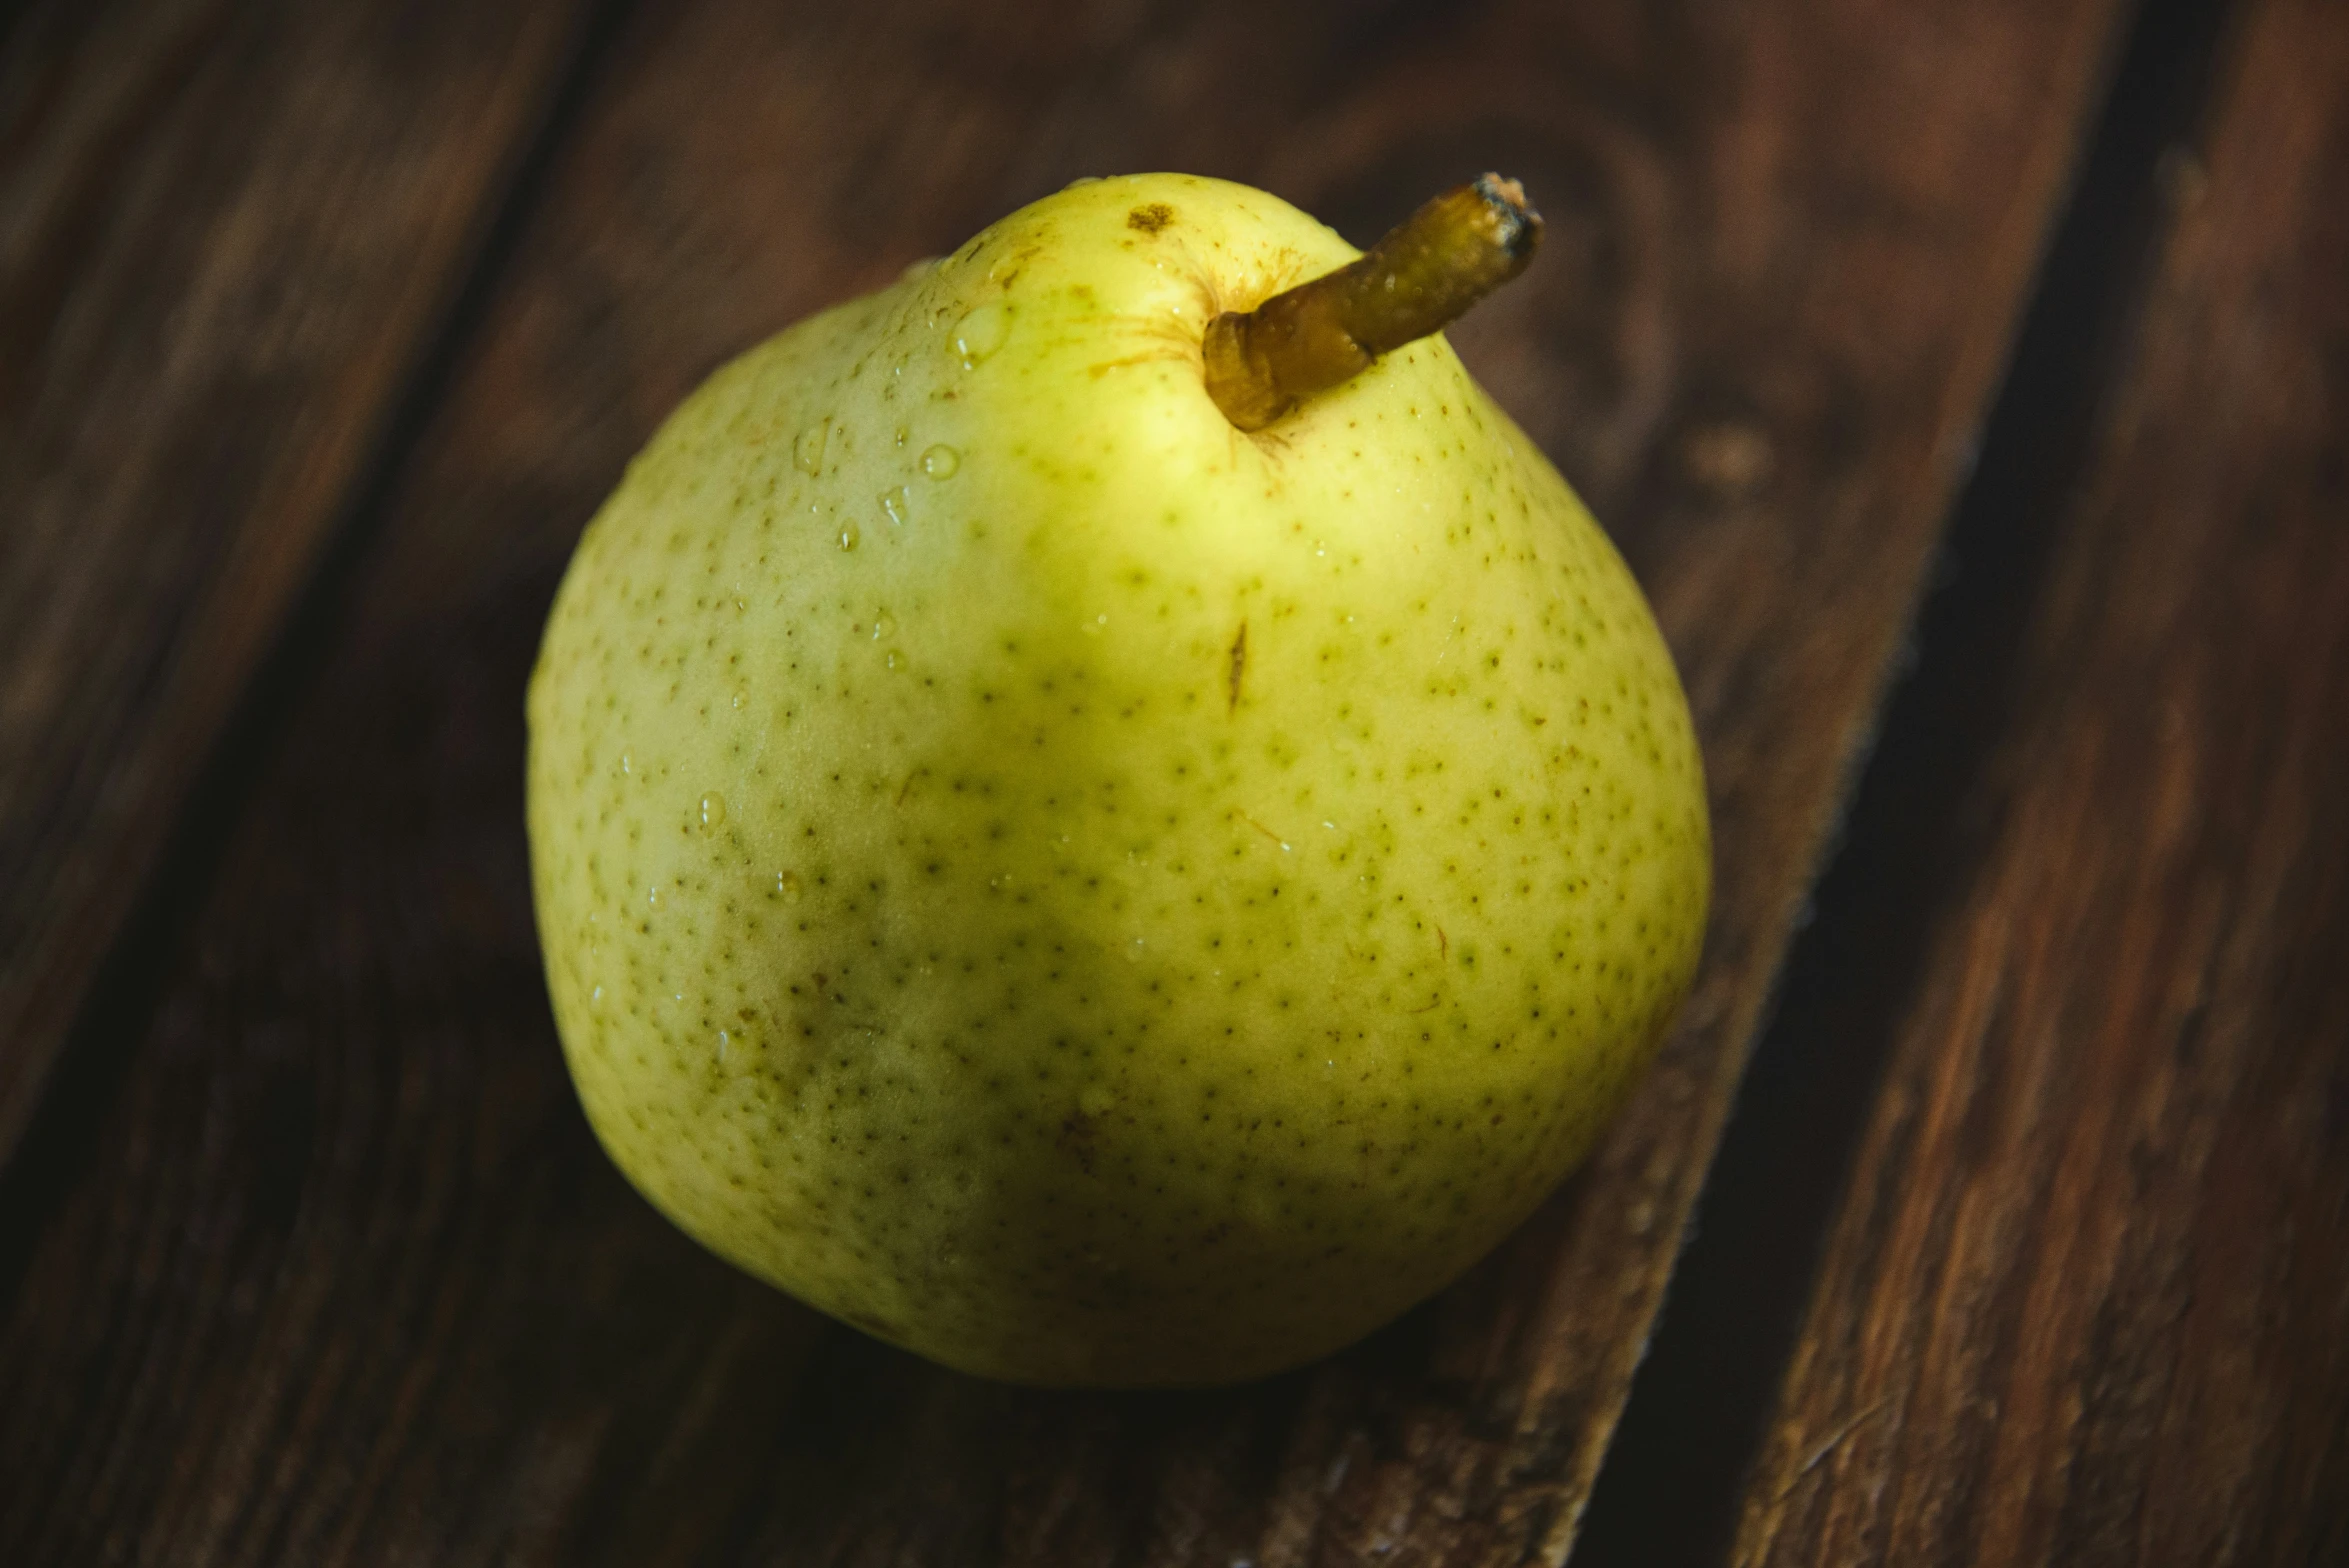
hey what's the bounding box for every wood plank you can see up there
[1729,1,2349,1561]
[0,0,2128,1561]
[0,0,594,1165]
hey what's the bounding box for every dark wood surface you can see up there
[1728,0,2349,1561]
[0,0,594,1168]
[0,0,2341,1564]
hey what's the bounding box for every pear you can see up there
[526,172,1708,1387]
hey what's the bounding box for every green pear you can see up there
[525,172,1708,1387]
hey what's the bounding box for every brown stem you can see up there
[1203,174,1542,431]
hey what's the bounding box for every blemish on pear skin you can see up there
[1127,203,1175,234]
[1227,622,1248,713]
[1239,812,1284,849]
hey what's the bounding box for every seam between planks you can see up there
[1567,0,2244,1561]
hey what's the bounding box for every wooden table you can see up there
[3,0,2343,1562]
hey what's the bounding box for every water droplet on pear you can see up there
[793,420,830,475]
[955,302,1008,365]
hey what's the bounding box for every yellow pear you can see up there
[526,172,1708,1386]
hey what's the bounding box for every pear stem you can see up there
[1202,174,1542,432]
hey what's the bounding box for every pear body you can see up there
[526,174,1708,1386]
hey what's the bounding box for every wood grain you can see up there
[0,0,2130,1562]
[1730,0,2349,1561]
[0,0,593,1167]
